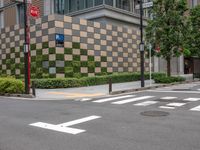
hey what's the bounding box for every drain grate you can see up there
[140,111,170,117]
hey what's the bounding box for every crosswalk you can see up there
[76,94,200,112]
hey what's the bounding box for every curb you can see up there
[110,80,200,95]
[0,94,35,98]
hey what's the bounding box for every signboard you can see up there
[135,2,153,9]
[30,5,40,18]
[55,34,64,47]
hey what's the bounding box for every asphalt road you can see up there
[1,86,200,150]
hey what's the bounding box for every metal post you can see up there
[32,81,36,97]
[109,78,112,94]
[149,44,152,86]
[140,0,145,87]
[23,0,30,94]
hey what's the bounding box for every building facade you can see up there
[0,0,200,78]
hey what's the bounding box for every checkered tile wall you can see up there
[0,14,150,78]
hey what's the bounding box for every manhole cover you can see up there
[140,111,170,117]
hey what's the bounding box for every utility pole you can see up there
[23,0,31,94]
[139,0,145,87]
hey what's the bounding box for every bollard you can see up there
[32,81,36,97]
[109,78,112,94]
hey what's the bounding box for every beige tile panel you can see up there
[64,54,73,61]
[72,24,80,30]
[80,55,88,61]
[72,36,80,42]
[64,16,72,23]
[107,67,113,72]
[16,69,20,75]
[80,31,87,37]
[49,41,55,48]
[87,26,94,33]
[48,28,55,34]
[56,74,65,78]
[42,22,48,29]
[36,43,42,49]
[80,43,87,49]
[42,48,49,55]
[31,38,36,44]
[88,73,95,77]
[95,67,101,73]
[95,56,101,61]
[88,50,94,56]
[56,47,64,54]
[106,24,112,30]
[64,42,72,48]
[49,54,56,61]
[80,19,87,25]
[100,29,106,34]
[72,49,80,55]
[48,15,55,21]
[81,67,88,73]
[36,31,42,37]
[107,57,113,62]
[88,38,94,44]
[106,35,112,41]
[55,21,64,28]
[94,22,100,28]
[64,29,72,35]
[100,51,106,56]
[31,50,36,56]
[42,36,48,42]
[94,45,100,50]
[101,62,107,67]
[94,33,100,39]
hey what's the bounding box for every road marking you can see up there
[134,101,158,106]
[197,89,200,91]
[30,115,101,135]
[159,106,175,109]
[148,90,200,94]
[93,95,134,103]
[80,98,92,101]
[112,96,155,105]
[160,97,177,100]
[166,103,186,107]
[190,105,200,111]
[183,98,200,102]
[58,116,101,127]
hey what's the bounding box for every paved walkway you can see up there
[34,80,160,100]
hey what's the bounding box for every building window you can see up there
[86,0,94,8]
[54,0,64,14]
[44,0,54,16]
[17,4,24,25]
[105,0,113,6]
[94,0,103,6]
[0,0,4,28]
[116,0,131,11]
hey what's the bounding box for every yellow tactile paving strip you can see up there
[47,92,104,98]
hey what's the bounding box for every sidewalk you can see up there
[34,80,160,100]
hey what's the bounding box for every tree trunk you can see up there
[167,58,171,77]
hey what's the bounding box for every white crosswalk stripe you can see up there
[166,103,186,107]
[183,98,200,102]
[93,95,135,103]
[160,97,177,100]
[190,105,200,111]
[159,106,175,109]
[112,96,155,105]
[134,101,158,106]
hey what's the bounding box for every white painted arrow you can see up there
[29,115,101,135]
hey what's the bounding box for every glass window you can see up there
[86,0,94,8]
[0,12,4,28]
[95,0,103,6]
[17,4,24,24]
[105,0,113,6]
[54,0,64,14]
[116,0,131,11]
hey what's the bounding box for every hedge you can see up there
[33,72,166,89]
[154,76,185,83]
[0,78,24,94]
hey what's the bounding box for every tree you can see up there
[145,0,188,76]
[185,5,200,58]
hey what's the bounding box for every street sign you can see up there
[29,5,40,18]
[55,34,64,47]
[135,2,153,9]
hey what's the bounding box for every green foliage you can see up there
[65,67,73,77]
[33,72,166,89]
[101,56,107,62]
[145,0,188,76]
[36,49,43,55]
[72,42,80,49]
[56,54,64,61]
[88,56,94,61]
[42,55,49,61]
[80,49,88,55]
[49,48,56,54]
[0,78,24,94]
[154,76,185,83]
[49,61,56,67]
[95,62,101,67]
[42,42,49,49]
[81,61,88,67]
[30,44,36,50]
[56,67,65,73]
[185,5,200,58]
[64,48,72,54]
[73,55,80,61]
[11,47,15,53]
[65,61,73,67]
[36,68,43,79]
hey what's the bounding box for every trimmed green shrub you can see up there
[49,48,55,54]
[42,42,49,49]
[56,54,64,61]
[11,47,15,53]
[64,48,72,54]
[30,44,36,50]
[0,78,24,94]
[80,49,87,55]
[101,56,107,62]
[33,72,166,89]
[154,76,185,83]
[73,55,80,61]
[88,56,94,61]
